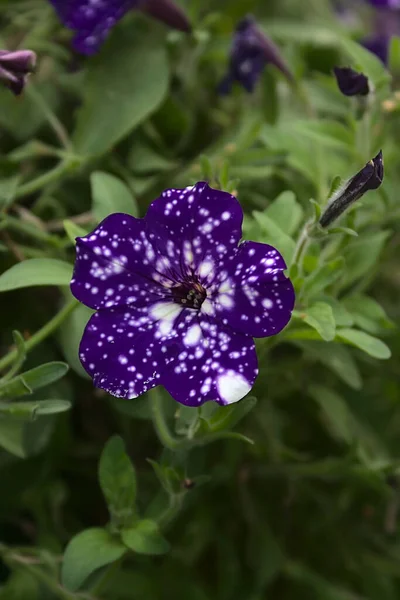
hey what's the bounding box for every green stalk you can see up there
[0,298,79,373]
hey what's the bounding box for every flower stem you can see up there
[26,85,73,151]
[14,159,75,200]
[291,222,311,273]
[0,298,79,374]
[156,494,184,529]
[150,388,186,451]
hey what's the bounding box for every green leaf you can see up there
[111,396,151,420]
[0,259,72,291]
[294,340,362,389]
[62,528,126,592]
[337,328,391,359]
[58,301,93,379]
[342,231,390,287]
[63,219,89,244]
[0,415,55,457]
[265,191,303,236]
[295,302,336,341]
[303,258,345,298]
[0,399,71,419]
[73,24,169,155]
[252,211,295,264]
[91,171,138,222]
[99,435,137,528]
[343,294,393,334]
[317,296,354,327]
[339,37,391,91]
[308,385,353,445]
[0,362,69,398]
[201,396,257,432]
[121,520,170,555]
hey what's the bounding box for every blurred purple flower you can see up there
[365,0,400,8]
[333,66,370,95]
[71,182,295,406]
[219,15,292,95]
[49,0,191,55]
[362,0,400,63]
[0,49,36,95]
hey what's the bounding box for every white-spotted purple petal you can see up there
[71,213,170,310]
[145,182,243,275]
[79,302,192,398]
[204,241,295,338]
[161,315,258,406]
[71,182,295,406]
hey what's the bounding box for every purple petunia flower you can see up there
[219,15,292,95]
[71,182,295,407]
[0,49,36,95]
[49,0,191,55]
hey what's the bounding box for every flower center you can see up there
[171,280,206,309]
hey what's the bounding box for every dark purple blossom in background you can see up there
[71,183,295,407]
[363,0,400,63]
[49,0,191,55]
[366,0,400,8]
[333,66,370,96]
[219,15,292,95]
[0,49,36,95]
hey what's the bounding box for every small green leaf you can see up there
[309,199,321,222]
[337,328,391,359]
[58,300,93,379]
[265,191,304,236]
[91,171,138,222]
[0,259,72,291]
[308,385,353,444]
[99,435,137,528]
[121,520,170,555]
[201,396,257,432]
[303,258,345,298]
[63,219,89,244]
[327,175,343,200]
[342,231,390,287]
[0,399,71,419]
[62,528,126,592]
[252,211,295,264]
[317,296,354,327]
[0,416,55,457]
[0,362,69,398]
[296,302,336,341]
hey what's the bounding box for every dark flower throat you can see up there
[172,281,206,309]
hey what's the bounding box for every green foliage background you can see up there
[0,0,400,598]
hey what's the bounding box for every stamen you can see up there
[171,280,207,309]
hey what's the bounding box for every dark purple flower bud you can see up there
[219,15,292,95]
[333,66,370,96]
[365,0,400,8]
[320,151,383,228]
[0,49,36,95]
[49,0,191,55]
[140,0,191,33]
